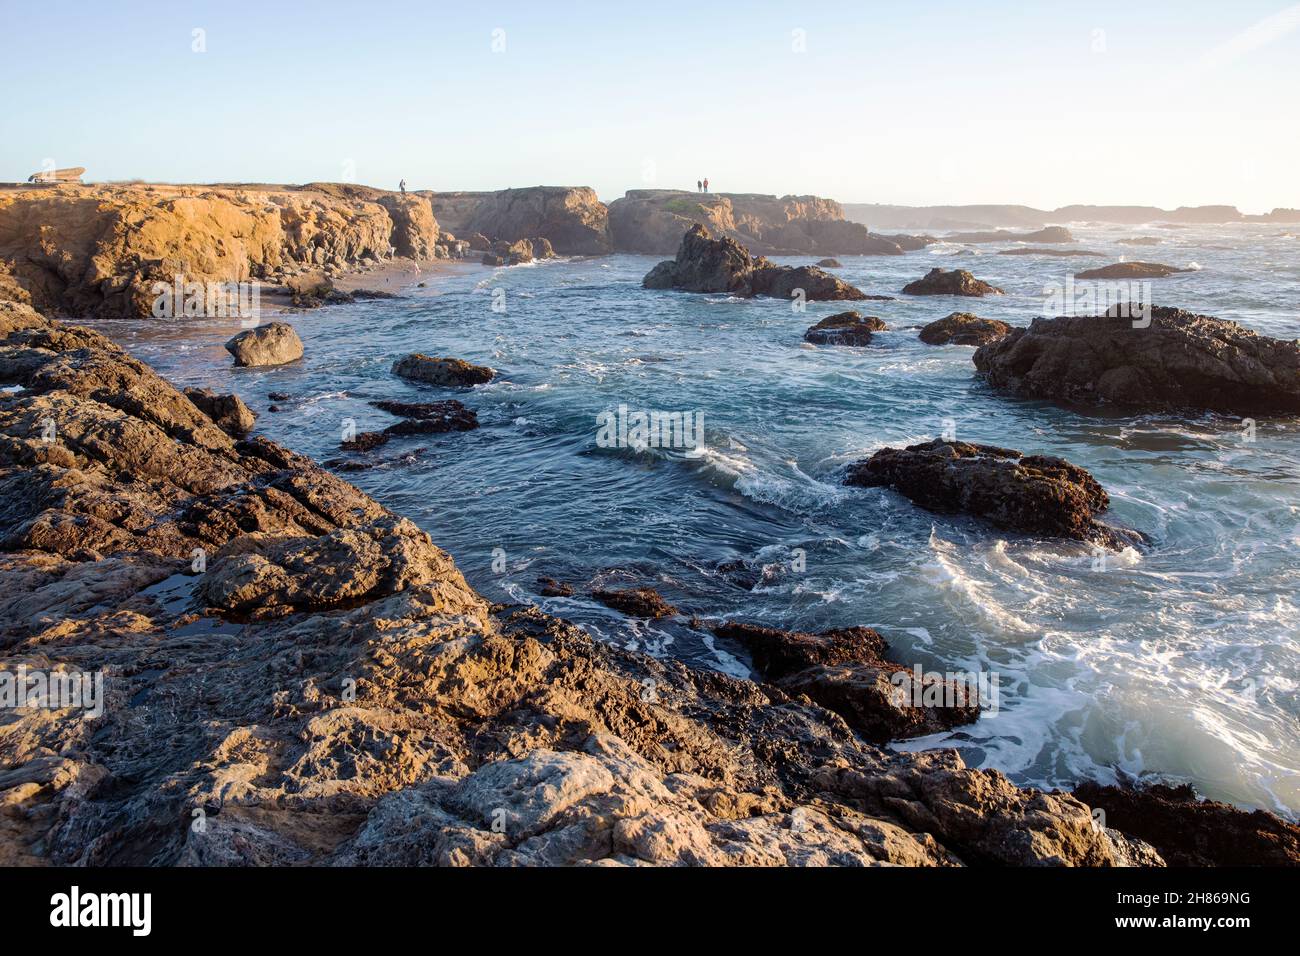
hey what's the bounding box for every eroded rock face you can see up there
[902,268,1004,297]
[225,322,304,367]
[392,354,495,387]
[1073,782,1300,867]
[972,306,1300,414]
[183,387,257,436]
[457,187,611,255]
[0,303,1174,868]
[643,225,868,301]
[918,312,1011,346]
[1075,262,1190,280]
[804,312,886,346]
[714,622,980,743]
[845,439,1140,550]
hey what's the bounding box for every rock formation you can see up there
[609,190,925,256]
[392,354,495,387]
[591,586,678,619]
[0,182,439,319]
[429,187,610,255]
[804,312,886,346]
[225,322,304,367]
[713,622,980,744]
[844,439,1140,550]
[183,387,258,436]
[0,294,1188,867]
[972,306,1300,414]
[918,312,1011,346]
[1075,262,1192,280]
[643,225,868,301]
[902,268,1004,297]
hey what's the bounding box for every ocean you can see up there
[87,221,1300,817]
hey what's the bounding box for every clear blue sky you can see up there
[3,0,1298,211]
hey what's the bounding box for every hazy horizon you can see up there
[3,0,1298,213]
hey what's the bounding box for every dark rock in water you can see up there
[267,391,291,401]
[997,247,1103,257]
[642,224,868,301]
[286,273,399,309]
[481,254,504,266]
[713,621,981,743]
[804,311,886,346]
[382,402,478,435]
[845,438,1140,550]
[816,258,843,268]
[918,312,1011,346]
[183,387,257,436]
[370,399,474,422]
[973,305,1300,413]
[1075,262,1191,279]
[591,586,678,618]
[341,430,390,452]
[225,322,304,367]
[536,576,574,597]
[902,268,1003,297]
[392,353,495,387]
[1073,782,1300,867]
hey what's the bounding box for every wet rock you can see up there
[392,354,495,387]
[1074,262,1191,279]
[1073,782,1300,867]
[341,431,390,452]
[183,387,257,436]
[804,311,886,346]
[816,258,842,268]
[714,621,980,743]
[461,186,611,255]
[591,586,678,619]
[370,399,479,432]
[918,312,1011,346]
[536,577,574,597]
[643,225,868,301]
[845,438,1139,550]
[973,305,1300,414]
[225,322,304,367]
[902,268,1004,297]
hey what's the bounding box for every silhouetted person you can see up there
[703,177,709,193]
[697,179,702,192]
[399,179,406,194]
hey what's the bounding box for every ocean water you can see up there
[87,222,1300,817]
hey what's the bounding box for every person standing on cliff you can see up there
[697,179,702,192]
[703,177,709,193]
[399,179,406,194]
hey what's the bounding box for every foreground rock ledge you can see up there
[845,439,1141,550]
[0,299,1201,867]
[973,305,1300,414]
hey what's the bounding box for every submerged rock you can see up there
[642,225,868,301]
[902,268,1004,297]
[1075,262,1191,279]
[591,586,678,619]
[1074,782,1300,867]
[714,621,980,743]
[183,387,257,436]
[918,312,1011,346]
[392,353,495,387]
[536,576,574,597]
[816,258,842,268]
[224,322,304,367]
[804,311,886,346]
[973,305,1300,413]
[845,438,1140,550]
[370,399,479,432]
[341,430,390,452]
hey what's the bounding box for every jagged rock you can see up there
[973,305,1300,413]
[714,622,980,743]
[341,431,390,452]
[382,402,478,435]
[1073,782,1300,867]
[392,354,495,387]
[374,194,439,259]
[804,311,886,346]
[845,438,1140,550]
[643,225,868,301]
[224,322,304,367]
[529,237,556,259]
[467,233,491,251]
[918,312,1011,346]
[815,258,842,268]
[591,586,678,618]
[536,577,574,597]
[481,254,504,267]
[902,268,1003,297]
[1075,262,1192,279]
[439,187,610,255]
[183,387,257,436]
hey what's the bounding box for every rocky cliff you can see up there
[609,190,917,256]
[426,186,610,255]
[0,182,441,319]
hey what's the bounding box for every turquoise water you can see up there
[92,222,1300,816]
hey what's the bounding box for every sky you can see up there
[2,0,1298,212]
